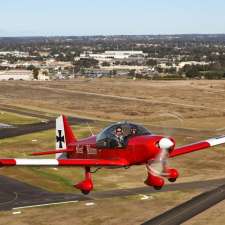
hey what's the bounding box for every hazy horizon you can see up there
[1,0,225,37]
[1,33,225,38]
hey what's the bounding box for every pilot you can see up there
[114,126,125,147]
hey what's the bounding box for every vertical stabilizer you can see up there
[55,115,76,159]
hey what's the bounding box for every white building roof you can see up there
[0,70,33,76]
[80,50,147,60]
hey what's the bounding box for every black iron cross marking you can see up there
[56,130,65,148]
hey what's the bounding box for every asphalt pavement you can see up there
[0,175,225,211]
[142,183,225,225]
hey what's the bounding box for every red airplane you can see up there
[0,115,225,195]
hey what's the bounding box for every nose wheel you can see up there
[145,163,179,189]
[164,168,179,182]
[144,168,165,190]
[154,185,163,190]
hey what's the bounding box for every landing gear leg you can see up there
[74,167,94,195]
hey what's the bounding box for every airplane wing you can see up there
[170,135,225,158]
[31,149,74,156]
[0,158,129,167]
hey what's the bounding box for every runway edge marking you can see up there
[12,200,79,210]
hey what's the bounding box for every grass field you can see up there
[0,111,41,125]
[0,79,225,129]
[0,78,224,225]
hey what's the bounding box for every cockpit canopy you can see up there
[96,121,151,148]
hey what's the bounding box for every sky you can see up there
[0,0,225,36]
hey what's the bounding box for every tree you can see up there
[74,58,99,68]
[110,70,117,75]
[146,59,157,66]
[33,68,39,80]
[182,65,200,78]
[42,70,48,75]
[27,65,35,70]
[101,61,110,67]
[128,69,136,77]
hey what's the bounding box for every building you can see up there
[177,61,210,69]
[79,51,148,61]
[0,51,29,58]
[0,70,33,81]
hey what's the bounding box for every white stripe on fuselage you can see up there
[206,135,225,147]
[15,159,59,166]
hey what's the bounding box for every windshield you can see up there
[96,121,151,148]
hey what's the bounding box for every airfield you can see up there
[0,78,225,225]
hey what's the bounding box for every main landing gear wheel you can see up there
[74,167,93,195]
[153,186,163,190]
[81,190,90,195]
[168,178,177,182]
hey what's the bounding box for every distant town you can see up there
[0,34,225,81]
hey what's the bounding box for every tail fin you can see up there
[56,115,76,159]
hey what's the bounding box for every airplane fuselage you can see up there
[68,135,165,166]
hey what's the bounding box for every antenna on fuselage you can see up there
[86,122,94,136]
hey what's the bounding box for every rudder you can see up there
[56,115,76,159]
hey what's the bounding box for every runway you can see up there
[0,175,225,211]
[0,104,93,139]
[0,123,13,128]
[0,175,90,211]
[0,117,93,139]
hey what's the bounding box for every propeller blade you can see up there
[147,138,174,176]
